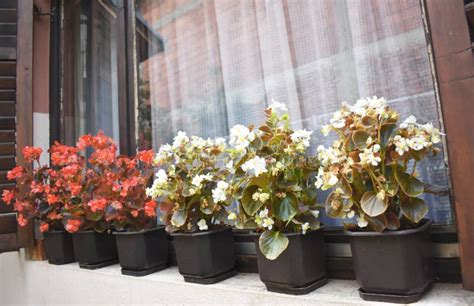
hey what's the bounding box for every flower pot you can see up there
[43,230,75,265]
[172,227,237,284]
[345,220,433,304]
[72,230,118,269]
[114,226,169,276]
[254,227,327,295]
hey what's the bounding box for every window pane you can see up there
[67,0,121,146]
[135,0,453,226]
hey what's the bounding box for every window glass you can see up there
[67,0,121,147]
[134,0,452,226]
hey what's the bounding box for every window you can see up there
[133,0,453,227]
[62,0,123,148]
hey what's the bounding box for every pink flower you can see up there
[144,200,157,217]
[2,189,14,205]
[39,223,49,233]
[87,198,107,212]
[65,219,81,233]
[17,214,28,226]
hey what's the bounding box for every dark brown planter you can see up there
[172,226,237,284]
[346,220,433,303]
[254,227,327,295]
[72,230,118,269]
[43,230,75,265]
[114,226,169,276]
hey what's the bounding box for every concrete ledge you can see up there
[0,251,472,305]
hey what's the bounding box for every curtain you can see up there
[136,0,452,225]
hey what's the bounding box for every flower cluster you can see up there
[226,100,321,260]
[317,97,442,231]
[4,131,158,233]
[148,132,231,233]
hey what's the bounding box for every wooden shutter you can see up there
[0,0,33,253]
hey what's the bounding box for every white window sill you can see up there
[0,251,472,305]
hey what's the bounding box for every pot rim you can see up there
[73,230,113,234]
[45,229,67,234]
[171,226,231,237]
[250,225,325,237]
[113,225,165,235]
[344,219,432,237]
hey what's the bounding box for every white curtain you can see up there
[136,0,451,225]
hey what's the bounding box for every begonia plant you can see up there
[316,97,442,231]
[147,132,230,233]
[227,101,321,260]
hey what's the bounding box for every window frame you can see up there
[52,0,468,283]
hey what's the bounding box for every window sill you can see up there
[0,251,472,305]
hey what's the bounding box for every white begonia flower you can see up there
[315,168,324,189]
[241,156,268,177]
[228,212,237,220]
[229,124,256,150]
[191,173,213,188]
[269,99,288,115]
[393,135,410,156]
[214,137,227,149]
[367,96,387,114]
[212,181,229,203]
[407,136,428,151]
[190,136,205,149]
[310,210,320,218]
[259,208,269,219]
[357,215,368,228]
[154,144,173,164]
[350,98,370,115]
[321,124,332,137]
[302,222,310,235]
[172,131,189,148]
[155,169,168,186]
[290,129,313,149]
[359,145,382,166]
[400,115,417,129]
[346,210,355,219]
[197,219,208,231]
[420,123,442,144]
[262,217,274,231]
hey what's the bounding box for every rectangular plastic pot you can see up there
[254,227,327,295]
[346,220,433,303]
[43,230,75,265]
[114,226,169,276]
[72,230,118,269]
[172,227,237,284]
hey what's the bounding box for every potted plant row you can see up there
[3,97,443,302]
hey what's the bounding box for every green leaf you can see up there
[352,130,371,150]
[241,185,264,216]
[340,176,353,199]
[272,193,298,222]
[400,197,428,223]
[366,214,387,232]
[171,210,186,227]
[385,212,401,230]
[380,123,397,147]
[395,168,424,197]
[259,230,289,260]
[360,191,388,217]
[86,212,103,222]
[325,192,343,218]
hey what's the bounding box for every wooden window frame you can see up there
[51,0,474,287]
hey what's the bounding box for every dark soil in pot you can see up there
[172,226,237,284]
[114,226,169,276]
[254,227,327,295]
[72,230,118,269]
[345,220,434,304]
[43,230,75,265]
